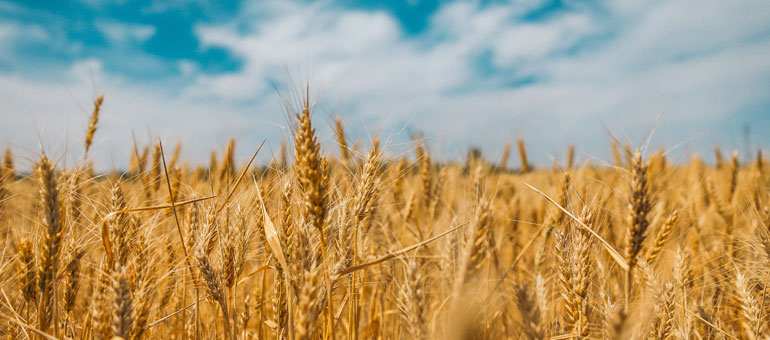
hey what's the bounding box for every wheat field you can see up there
[0,93,768,340]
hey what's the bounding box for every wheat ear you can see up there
[84,93,103,154]
[36,152,63,334]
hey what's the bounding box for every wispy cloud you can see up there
[1,0,769,169]
[96,20,156,45]
[0,21,51,65]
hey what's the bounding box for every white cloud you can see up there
[0,21,48,44]
[141,0,228,15]
[0,22,50,66]
[79,0,130,8]
[491,12,593,66]
[178,60,197,75]
[96,20,156,46]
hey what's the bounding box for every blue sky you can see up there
[2,0,770,169]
